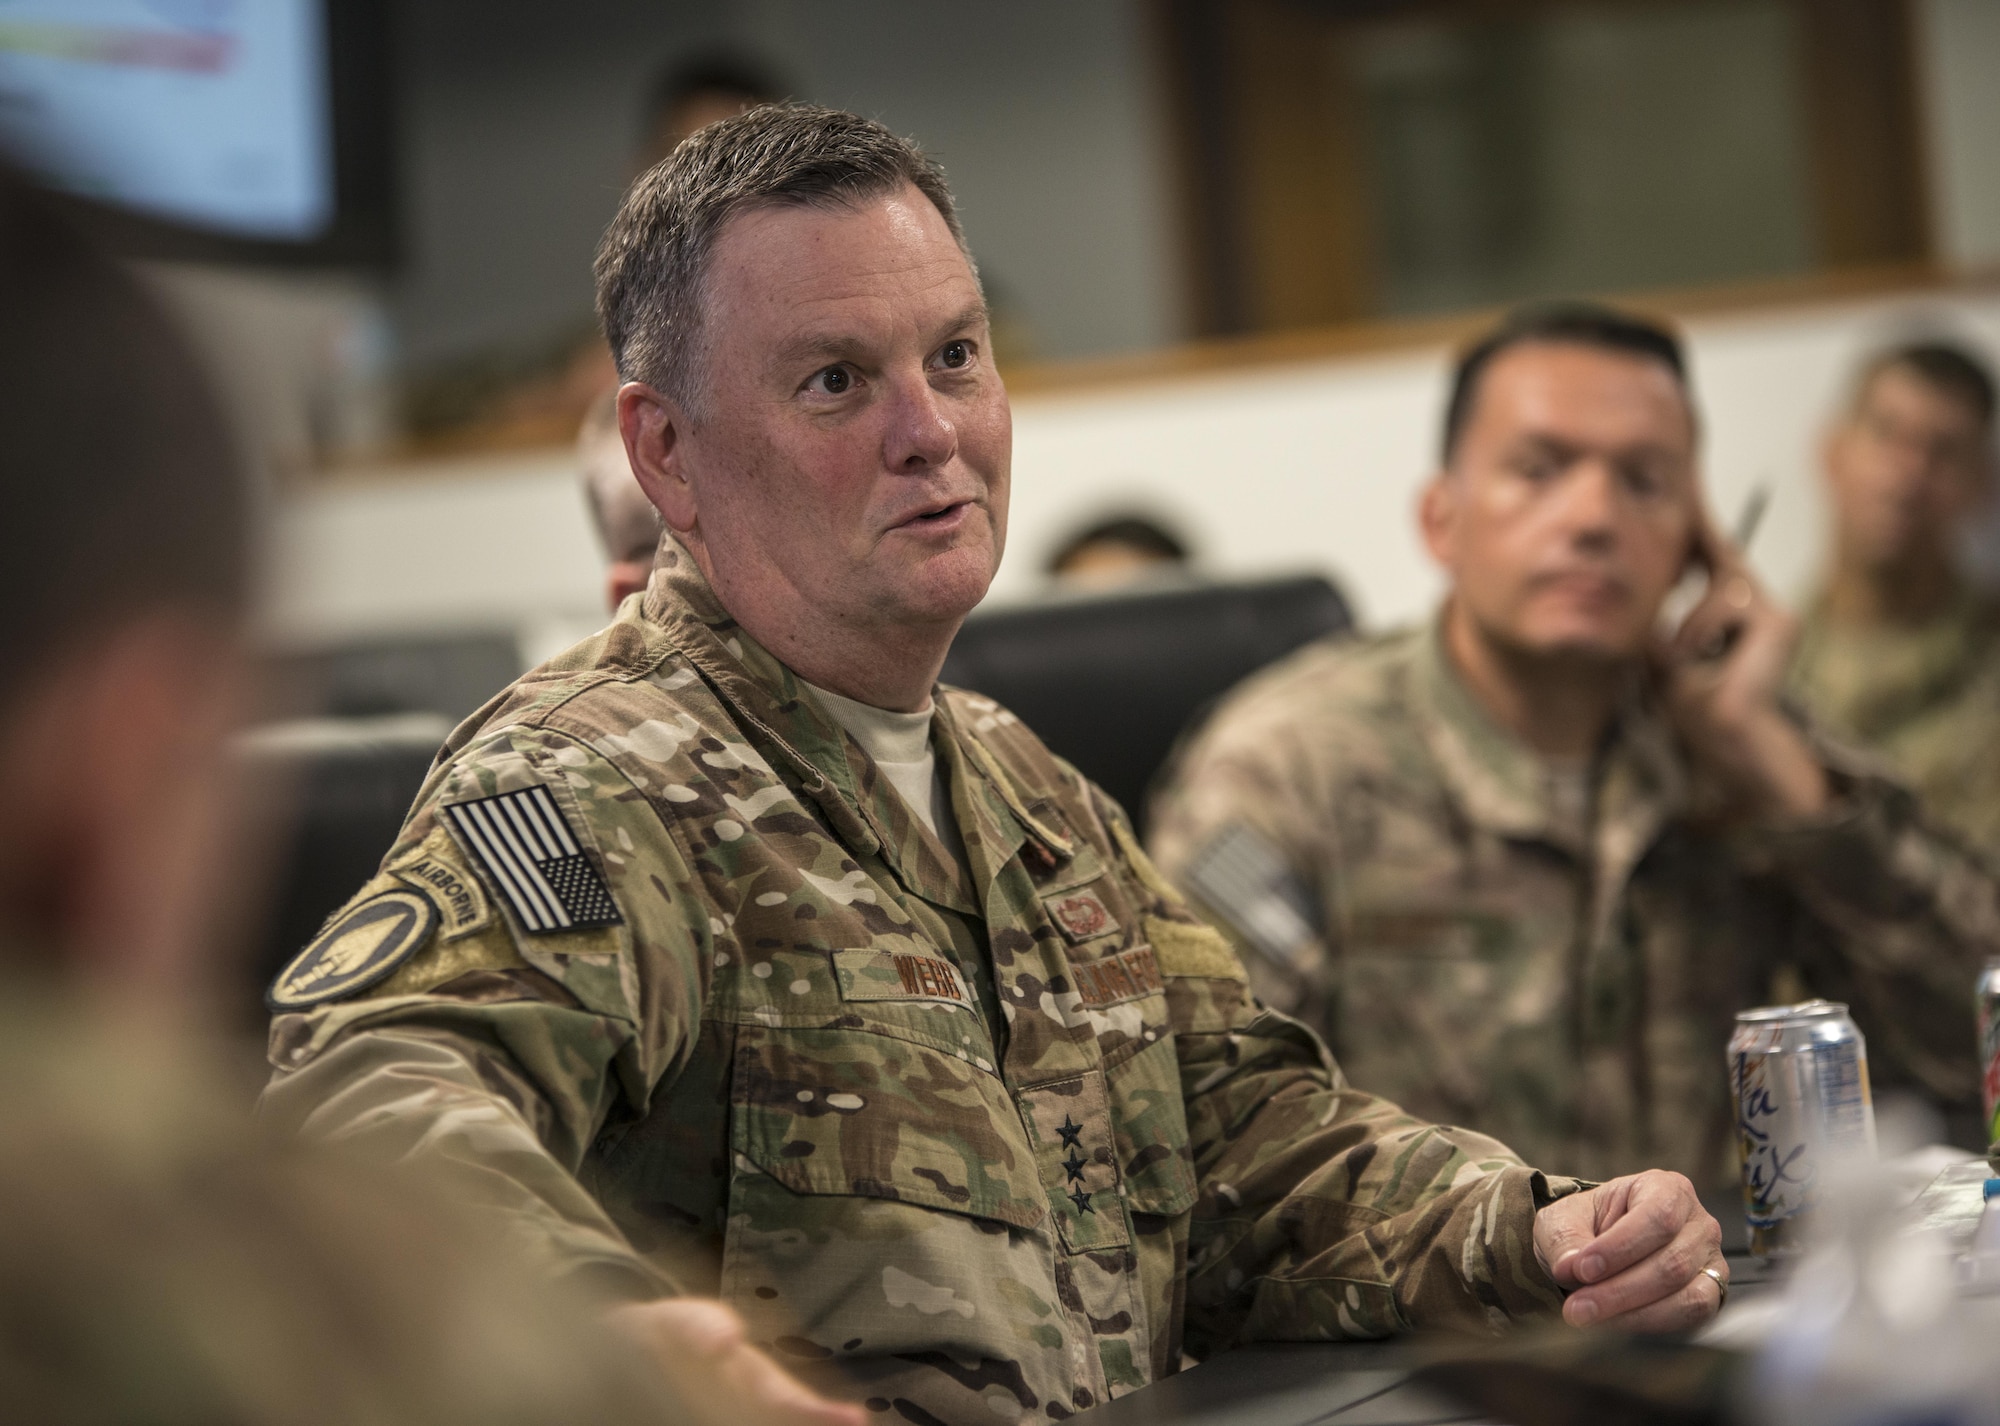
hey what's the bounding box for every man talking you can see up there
[263,110,1722,1425]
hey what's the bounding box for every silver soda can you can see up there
[1978,958,2000,1153]
[1730,999,1876,1256]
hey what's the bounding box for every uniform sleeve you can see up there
[1735,738,2000,1109]
[1107,807,1574,1350]
[1145,692,1338,1019]
[259,726,711,1298]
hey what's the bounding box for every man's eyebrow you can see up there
[769,302,993,375]
[770,330,869,373]
[1513,430,1684,463]
[935,301,990,339]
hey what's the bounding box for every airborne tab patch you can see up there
[269,889,437,1010]
[390,833,490,939]
[444,786,622,935]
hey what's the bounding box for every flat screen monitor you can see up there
[0,0,392,265]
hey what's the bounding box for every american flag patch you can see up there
[443,786,622,934]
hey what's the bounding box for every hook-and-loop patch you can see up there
[443,786,622,934]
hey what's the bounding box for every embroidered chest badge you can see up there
[1046,886,1119,944]
[444,786,622,934]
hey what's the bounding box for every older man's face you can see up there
[1423,342,1698,662]
[674,185,1009,642]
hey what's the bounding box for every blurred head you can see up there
[0,167,249,992]
[598,105,1009,681]
[1822,340,1996,581]
[578,392,663,612]
[1421,303,1698,665]
[1048,514,1190,588]
[636,54,785,171]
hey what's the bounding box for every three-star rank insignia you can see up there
[1023,1087,1123,1249]
[268,889,437,1010]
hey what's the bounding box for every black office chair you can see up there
[237,714,452,1017]
[940,574,1352,837]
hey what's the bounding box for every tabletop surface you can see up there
[1072,1252,1784,1426]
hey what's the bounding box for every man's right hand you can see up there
[608,1298,867,1426]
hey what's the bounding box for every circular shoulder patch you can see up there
[268,889,439,1011]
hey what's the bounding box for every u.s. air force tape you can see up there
[442,785,622,934]
[268,889,437,1010]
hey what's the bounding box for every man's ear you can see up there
[1417,469,1457,570]
[620,381,698,537]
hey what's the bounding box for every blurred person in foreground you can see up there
[1788,340,2000,860]
[1150,303,2000,1189]
[579,389,665,611]
[1047,512,1193,590]
[0,167,732,1424]
[259,106,1726,1426]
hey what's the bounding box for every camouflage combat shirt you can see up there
[1149,620,2000,1189]
[261,549,1578,1426]
[1789,590,2000,864]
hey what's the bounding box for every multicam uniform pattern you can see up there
[1148,622,2000,1189]
[1789,592,2000,865]
[262,548,1580,1426]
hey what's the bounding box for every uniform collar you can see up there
[639,540,1001,913]
[1409,612,1686,860]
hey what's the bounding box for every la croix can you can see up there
[1730,999,1876,1257]
[1978,958,2000,1153]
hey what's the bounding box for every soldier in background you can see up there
[573,58,781,612]
[1150,303,2000,1189]
[1046,512,1194,590]
[579,388,665,611]
[637,52,787,171]
[1788,340,2000,861]
[261,108,1726,1426]
[0,165,823,1426]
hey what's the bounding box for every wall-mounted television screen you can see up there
[0,0,392,265]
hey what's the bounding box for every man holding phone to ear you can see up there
[1151,303,2000,1187]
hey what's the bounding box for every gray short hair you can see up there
[593,103,970,412]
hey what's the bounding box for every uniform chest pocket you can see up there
[1104,1034,1198,1218]
[730,1021,1046,1228]
[718,935,1035,1223]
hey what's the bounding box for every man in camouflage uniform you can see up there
[1151,304,2000,1190]
[1789,340,2000,862]
[260,110,1725,1425]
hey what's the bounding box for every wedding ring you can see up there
[1701,1266,1728,1307]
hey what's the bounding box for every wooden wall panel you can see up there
[1793,0,1933,267]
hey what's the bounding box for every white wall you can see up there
[263,284,2000,651]
[998,287,2000,625]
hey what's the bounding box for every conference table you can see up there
[1075,1167,1997,1426]
[1073,1254,1782,1426]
